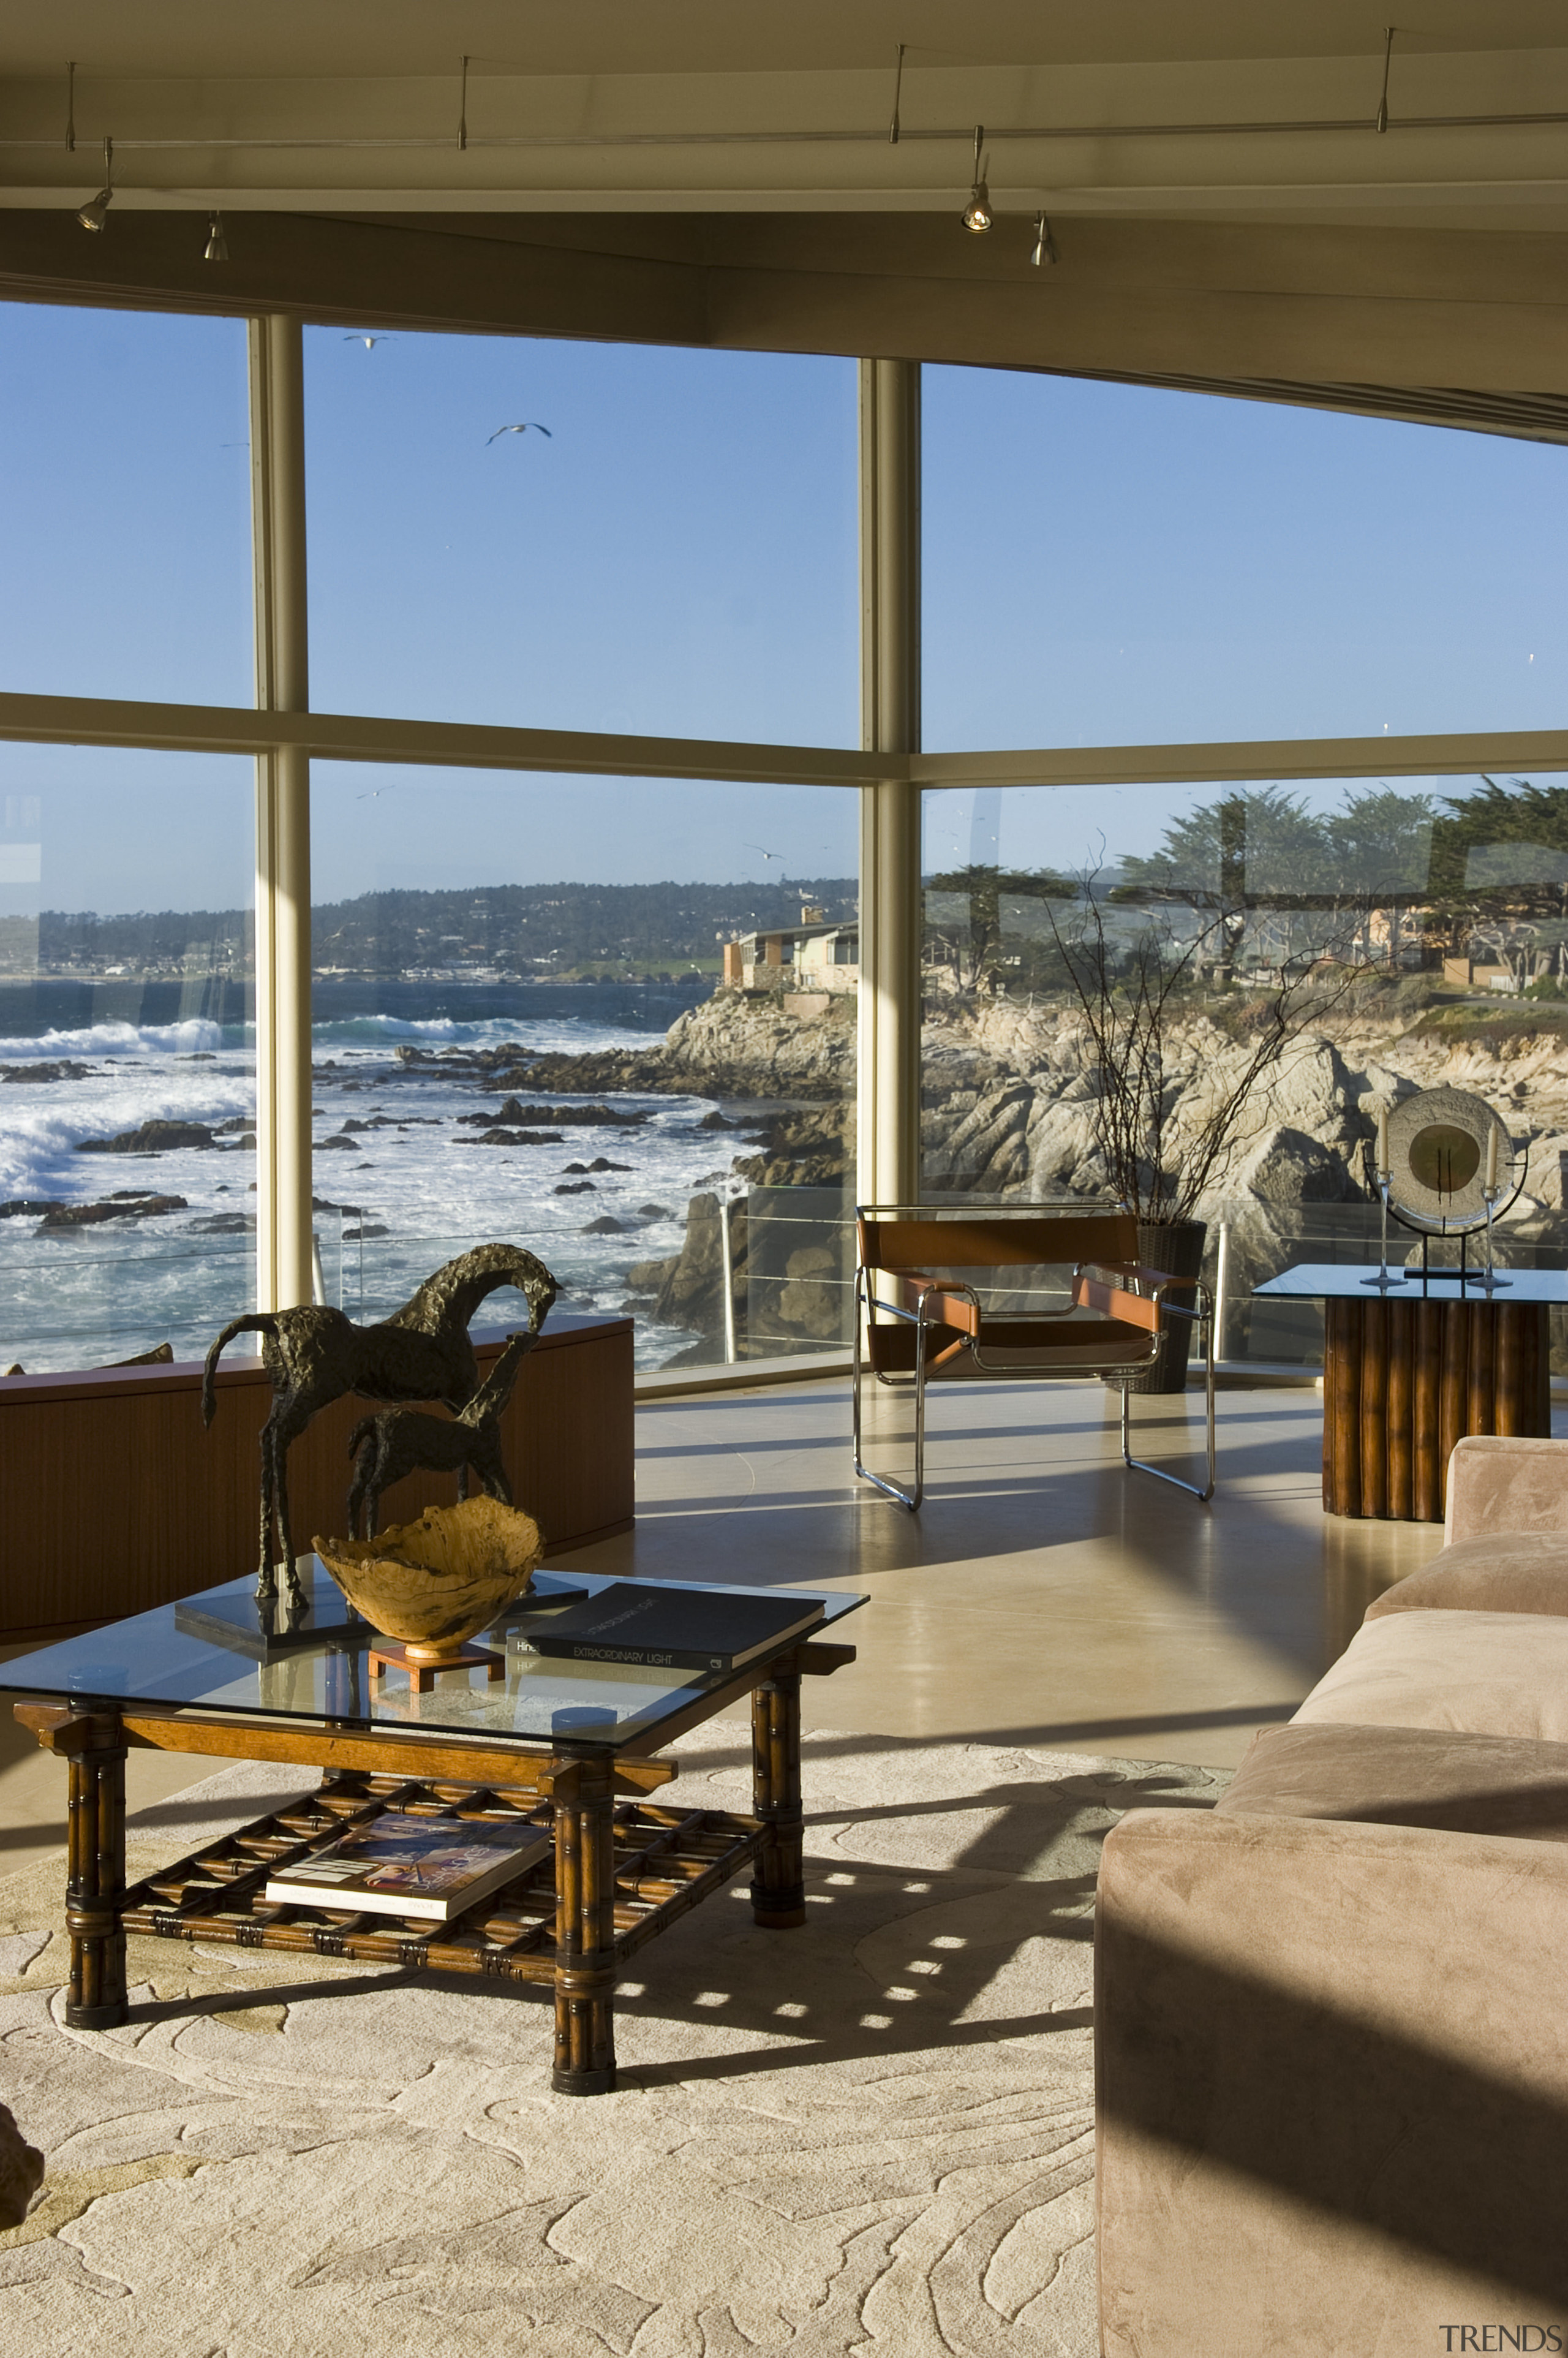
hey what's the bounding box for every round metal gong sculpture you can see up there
[1385,1087,1515,1234]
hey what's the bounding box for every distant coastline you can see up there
[0,975,712,1042]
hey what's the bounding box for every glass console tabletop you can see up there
[0,1563,868,1755]
[1254,1262,1568,1303]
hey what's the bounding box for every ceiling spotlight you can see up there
[960,124,992,234]
[204,211,228,263]
[76,137,113,232]
[1030,211,1058,268]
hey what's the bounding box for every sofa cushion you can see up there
[1444,1432,1568,1543]
[1095,1807,1568,2353]
[1218,1719,1568,1843]
[1366,1532,1568,1620]
[1291,1608,1568,1743]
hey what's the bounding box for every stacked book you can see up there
[265,1812,549,1922]
[519,1582,826,1674]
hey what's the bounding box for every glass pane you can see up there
[304,331,858,746]
[922,773,1568,1374]
[309,763,858,1370]
[0,1567,864,1748]
[923,369,1568,751]
[0,301,252,706]
[0,745,256,1372]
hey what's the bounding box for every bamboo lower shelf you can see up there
[121,1770,768,1984]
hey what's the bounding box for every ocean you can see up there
[0,984,739,1374]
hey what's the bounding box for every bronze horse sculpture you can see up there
[203,1243,558,1606]
[345,1324,538,1539]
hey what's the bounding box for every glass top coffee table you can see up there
[0,1563,866,2095]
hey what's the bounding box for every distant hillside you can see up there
[28,877,859,980]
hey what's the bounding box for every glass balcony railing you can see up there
[1207,1199,1568,1377]
[315,1183,858,1375]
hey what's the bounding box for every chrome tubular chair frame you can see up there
[852,1206,1216,1511]
[1117,1282,1216,1503]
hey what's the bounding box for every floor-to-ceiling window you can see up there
[919,367,1568,1372]
[4,302,1566,1383]
[0,302,862,1374]
[308,761,858,1367]
[0,305,258,1369]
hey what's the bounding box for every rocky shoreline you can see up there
[391,989,854,1104]
[9,978,1568,1372]
[592,984,1568,1363]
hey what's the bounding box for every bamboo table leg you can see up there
[750,1669,806,1929]
[1323,1294,1551,1521]
[64,1712,128,2030]
[552,1752,617,2096]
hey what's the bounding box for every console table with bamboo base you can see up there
[2,1568,864,2096]
[1254,1262,1568,1522]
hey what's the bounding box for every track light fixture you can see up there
[204,210,228,262]
[1030,211,1058,268]
[75,137,113,232]
[960,124,992,233]
[1376,25,1395,134]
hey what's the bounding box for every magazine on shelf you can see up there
[524,1581,826,1674]
[263,1810,551,1922]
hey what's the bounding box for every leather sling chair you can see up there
[853,1204,1215,1510]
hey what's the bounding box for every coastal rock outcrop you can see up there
[75,1120,216,1155]
[39,1193,187,1230]
[1,1061,92,1084]
[624,1190,746,1355]
[412,990,858,1106]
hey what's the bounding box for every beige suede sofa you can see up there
[1096,1435,1568,2356]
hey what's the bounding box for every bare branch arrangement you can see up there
[1048,883,1363,1225]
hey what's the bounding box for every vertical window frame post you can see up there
[249,312,314,1312]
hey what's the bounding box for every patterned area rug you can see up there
[0,1725,1227,2357]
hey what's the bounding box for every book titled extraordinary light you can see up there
[526,1582,825,1673]
[265,1811,550,1922]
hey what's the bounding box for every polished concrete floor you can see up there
[4,1374,1515,1877]
[571,1375,1458,1764]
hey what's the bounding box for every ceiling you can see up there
[1,4,1564,401]
[6,4,1567,78]
[0,2,1564,229]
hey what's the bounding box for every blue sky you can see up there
[923,366,1568,753]
[1,300,1564,914]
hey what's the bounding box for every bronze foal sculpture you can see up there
[345,1324,538,1538]
[202,1242,558,1606]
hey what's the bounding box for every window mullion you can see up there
[249,313,314,1315]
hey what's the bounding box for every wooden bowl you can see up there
[313,1497,545,1664]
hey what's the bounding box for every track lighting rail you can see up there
[8,109,1568,157]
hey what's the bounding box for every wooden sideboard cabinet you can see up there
[0,1313,633,1638]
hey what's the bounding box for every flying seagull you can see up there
[345,334,390,349]
[745,844,782,864]
[486,422,552,444]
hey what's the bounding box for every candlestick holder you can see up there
[1479,1181,1510,1290]
[1362,1163,1406,1287]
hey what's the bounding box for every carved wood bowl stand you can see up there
[366,1636,507,1694]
